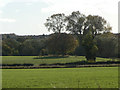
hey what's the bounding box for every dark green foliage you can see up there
[19,43,35,56]
[65,11,112,61]
[1,33,119,58]
[16,37,26,43]
[19,39,47,56]
[2,43,12,56]
[1,10,119,59]
[4,39,19,49]
[74,45,85,56]
[47,33,79,56]
[82,33,98,62]
[2,39,20,56]
[40,49,48,56]
[2,34,48,56]
[95,32,118,58]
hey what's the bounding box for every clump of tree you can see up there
[2,11,119,61]
[95,32,118,58]
[1,33,119,58]
[45,11,112,61]
[47,33,78,56]
[2,36,48,56]
[18,39,47,56]
[68,12,111,61]
[2,39,19,56]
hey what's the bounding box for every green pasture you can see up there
[1,56,118,65]
[2,67,118,88]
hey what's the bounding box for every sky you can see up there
[0,0,119,35]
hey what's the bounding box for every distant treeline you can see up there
[1,33,120,58]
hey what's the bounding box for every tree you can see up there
[66,11,86,35]
[66,11,112,38]
[18,42,35,56]
[18,39,47,56]
[83,15,112,37]
[65,11,86,56]
[2,42,12,56]
[2,39,20,56]
[47,33,79,56]
[95,32,118,58]
[82,31,98,62]
[45,13,66,33]
[66,11,112,61]
[83,15,112,61]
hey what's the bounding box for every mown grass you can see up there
[2,67,118,88]
[1,56,118,66]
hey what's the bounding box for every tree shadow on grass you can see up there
[41,60,120,66]
[33,55,69,59]
[50,60,87,65]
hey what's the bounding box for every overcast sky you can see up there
[0,0,119,35]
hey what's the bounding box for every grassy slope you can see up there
[2,67,118,88]
[1,56,117,65]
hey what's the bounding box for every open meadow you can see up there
[2,56,119,88]
[1,56,118,65]
[2,67,118,88]
[1,0,119,89]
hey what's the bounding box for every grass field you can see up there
[2,67,118,88]
[1,56,118,65]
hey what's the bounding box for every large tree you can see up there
[66,11,112,37]
[65,11,86,35]
[65,11,86,56]
[66,11,112,61]
[82,15,112,61]
[45,13,66,33]
[47,33,78,56]
[83,15,112,37]
[82,28,98,62]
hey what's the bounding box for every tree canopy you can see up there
[44,11,113,61]
[45,13,66,33]
[47,33,79,56]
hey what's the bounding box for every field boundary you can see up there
[1,64,119,69]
